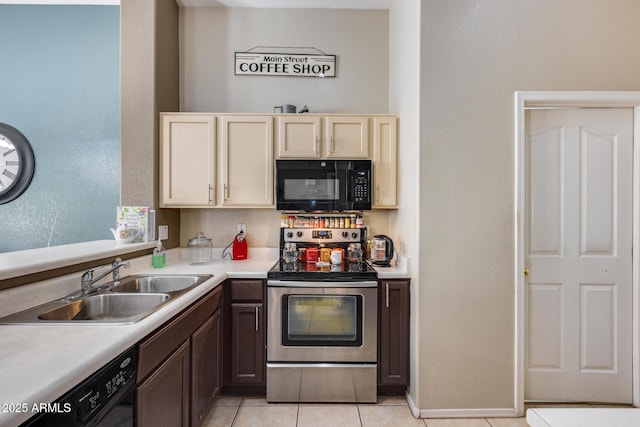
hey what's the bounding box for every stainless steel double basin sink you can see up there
[0,274,213,325]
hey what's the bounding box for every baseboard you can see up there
[405,395,518,419]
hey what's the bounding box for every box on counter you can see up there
[117,206,155,243]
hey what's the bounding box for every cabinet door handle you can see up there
[385,282,390,308]
[208,185,214,202]
[224,183,229,201]
[330,135,334,154]
[314,136,319,154]
[255,306,259,331]
[376,184,380,203]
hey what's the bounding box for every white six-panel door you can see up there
[525,108,633,403]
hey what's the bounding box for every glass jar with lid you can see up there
[187,232,212,264]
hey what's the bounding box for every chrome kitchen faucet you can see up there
[80,258,130,295]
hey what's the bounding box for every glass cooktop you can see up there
[267,259,378,281]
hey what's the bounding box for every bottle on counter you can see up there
[152,239,166,268]
[365,238,373,260]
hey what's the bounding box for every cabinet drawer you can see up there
[230,280,264,302]
[138,286,222,382]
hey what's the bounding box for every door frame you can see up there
[515,91,640,415]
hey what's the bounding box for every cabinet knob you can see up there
[524,268,529,276]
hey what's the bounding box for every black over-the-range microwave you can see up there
[275,159,372,211]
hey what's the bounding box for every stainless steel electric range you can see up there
[266,227,378,403]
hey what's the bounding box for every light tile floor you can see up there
[201,395,538,427]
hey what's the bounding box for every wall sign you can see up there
[235,52,336,78]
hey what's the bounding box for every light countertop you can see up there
[0,246,409,426]
[0,240,157,281]
[526,407,640,426]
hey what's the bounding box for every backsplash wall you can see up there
[180,209,391,250]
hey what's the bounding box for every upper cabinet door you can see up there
[159,114,216,207]
[219,116,274,207]
[277,115,321,158]
[324,116,369,158]
[372,116,398,208]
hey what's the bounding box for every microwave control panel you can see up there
[352,169,370,203]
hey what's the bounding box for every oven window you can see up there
[283,178,340,201]
[282,294,363,347]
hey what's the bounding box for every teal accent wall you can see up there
[0,5,120,252]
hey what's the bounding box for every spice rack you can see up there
[280,213,364,229]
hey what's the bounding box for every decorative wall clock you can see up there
[0,123,35,204]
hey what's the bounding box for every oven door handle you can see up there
[267,280,378,288]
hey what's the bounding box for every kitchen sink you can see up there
[110,275,210,294]
[37,293,170,322]
[0,274,213,325]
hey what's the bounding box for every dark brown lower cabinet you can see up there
[223,279,266,394]
[137,340,190,426]
[191,307,222,426]
[378,279,410,395]
[136,286,223,427]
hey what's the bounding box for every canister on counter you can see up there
[187,232,212,265]
[320,247,331,263]
[297,247,307,263]
[306,247,319,263]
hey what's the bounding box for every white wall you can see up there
[180,7,389,114]
[388,0,421,410]
[418,0,640,412]
[177,7,392,247]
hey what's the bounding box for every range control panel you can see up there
[283,228,362,244]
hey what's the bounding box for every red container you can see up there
[306,247,319,263]
[232,233,248,260]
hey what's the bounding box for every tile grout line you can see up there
[356,404,363,427]
[229,396,242,427]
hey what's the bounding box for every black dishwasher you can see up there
[21,346,137,427]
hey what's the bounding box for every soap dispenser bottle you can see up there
[152,239,166,268]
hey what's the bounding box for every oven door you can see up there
[267,281,377,362]
[275,159,349,211]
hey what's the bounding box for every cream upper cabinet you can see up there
[159,114,216,207]
[372,116,398,209]
[324,116,369,158]
[276,115,321,158]
[160,113,397,209]
[219,115,274,207]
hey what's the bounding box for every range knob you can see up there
[286,231,293,238]
[342,231,349,238]
[351,232,359,239]
[296,231,303,238]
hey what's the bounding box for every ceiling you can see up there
[1,0,390,7]
[176,0,391,9]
